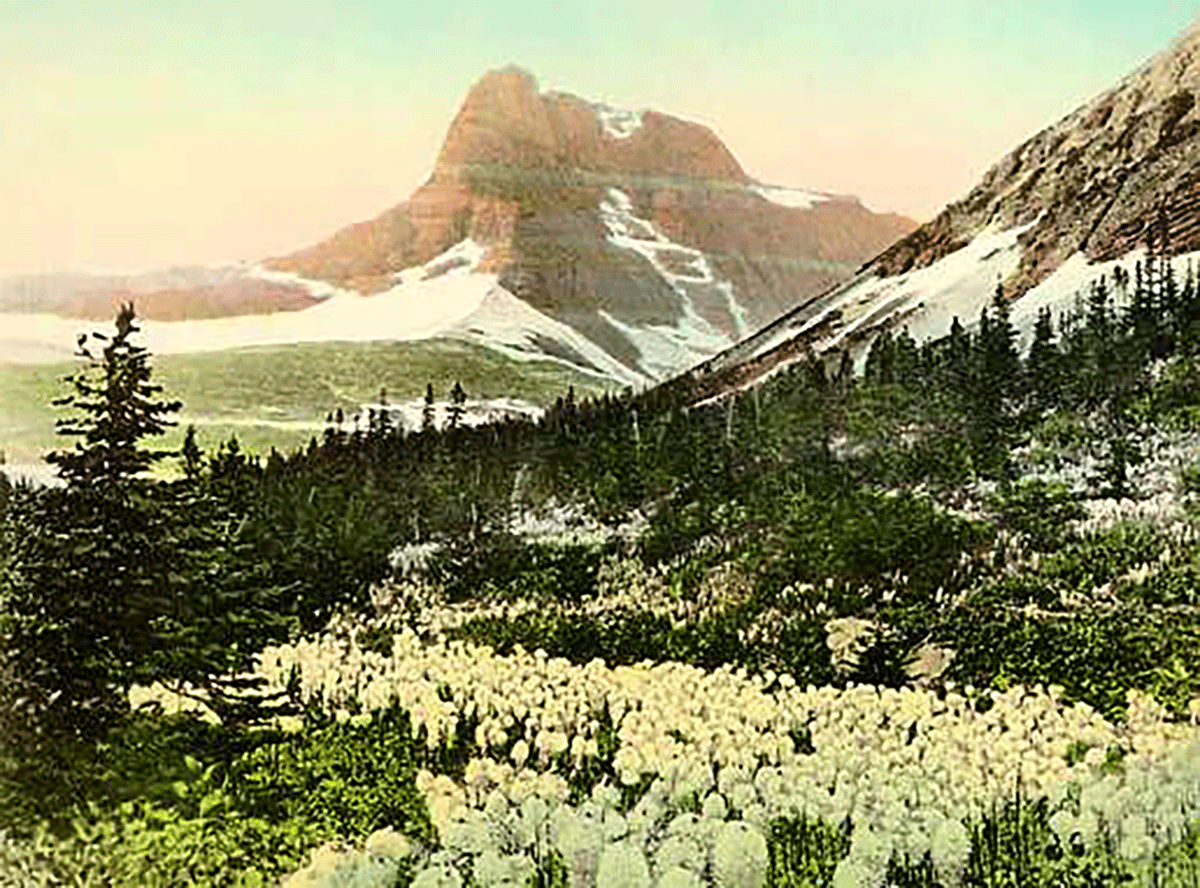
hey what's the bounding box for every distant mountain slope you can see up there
[2,65,914,388]
[688,18,1200,400]
[259,65,914,382]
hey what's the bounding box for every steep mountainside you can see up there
[260,65,914,381]
[2,66,914,387]
[690,19,1200,400]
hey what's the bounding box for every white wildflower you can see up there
[596,841,653,888]
[711,820,768,888]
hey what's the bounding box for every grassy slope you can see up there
[0,338,616,463]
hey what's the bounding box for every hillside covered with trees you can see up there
[4,220,1200,886]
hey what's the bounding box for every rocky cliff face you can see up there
[689,18,1200,401]
[264,65,915,374]
[5,66,914,385]
[873,21,1200,293]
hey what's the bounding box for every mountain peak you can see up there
[259,71,915,381]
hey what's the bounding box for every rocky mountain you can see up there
[256,65,914,383]
[2,66,913,387]
[690,18,1200,400]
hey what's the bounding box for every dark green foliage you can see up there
[986,479,1086,551]
[963,787,1133,888]
[758,487,985,599]
[427,536,613,605]
[447,380,467,430]
[764,814,852,887]
[421,382,435,433]
[46,303,182,487]
[1,710,432,888]
[1,479,297,738]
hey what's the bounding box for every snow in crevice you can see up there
[245,239,489,302]
[594,103,644,139]
[717,280,752,339]
[752,184,836,211]
[598,187,743,375]
[246,266,357,300]
[392,238,488,285]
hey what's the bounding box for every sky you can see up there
[0,0,1196,275]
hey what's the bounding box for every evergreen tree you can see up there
[835,349,855,392]
[180,424,204,481]
[46,303,182,487]
[448,381,467,430]
[1026,307,1061,413]
[968,285,1021,476]
[893,329,920,389]
[864,329,895,385]
[422,383,436,433]
[947,315,971,398]
[376,387,395,438]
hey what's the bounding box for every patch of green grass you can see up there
[0,339,616,463]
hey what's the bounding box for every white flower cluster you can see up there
[1071,491,1194,538]
[336,710,1200,888]
[1047,737,1200,865]
[281,830,412,888]
[127,681,221,724]
[352,556,752,643]
[411,774,772,888]
[1016,424,1200,504]
[508,502,648,549]
[825,618,879,673]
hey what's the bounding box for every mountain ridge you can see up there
[687,17,1200,401]
[2,64,915,389]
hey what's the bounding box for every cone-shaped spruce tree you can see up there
[46,302,181,486]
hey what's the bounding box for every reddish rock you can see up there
[266,65,916,339]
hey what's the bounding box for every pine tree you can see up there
[947,316,971,399]
[835,349,855,391]
[968,285,1021,477]
[1026,307,1061,413]
[448,381,467,430]
[376,387,394,438]
[180,424,204,481]
[422,383,436,433]
[46,303,182,487]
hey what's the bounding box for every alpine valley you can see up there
[0,66,913,463]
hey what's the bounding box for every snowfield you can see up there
[0,238,646,386]
[598,187,743,377]
[751,183,836,211]
[592,102,644,139]
[714,220,1200,390]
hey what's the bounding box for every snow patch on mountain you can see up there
[1014,246,1200,347]
[742,221,1035,366]
[598,187,741,372]
[1,257,495,356]
[448,285,649,387]
[247,266,354,300]
[594,103,644,139]
[393,238,488,284]
[752,184,835,211]
[596,309,720,381]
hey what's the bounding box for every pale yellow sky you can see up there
[0,0,1194,275]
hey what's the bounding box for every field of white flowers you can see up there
[120,419,1200,888]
